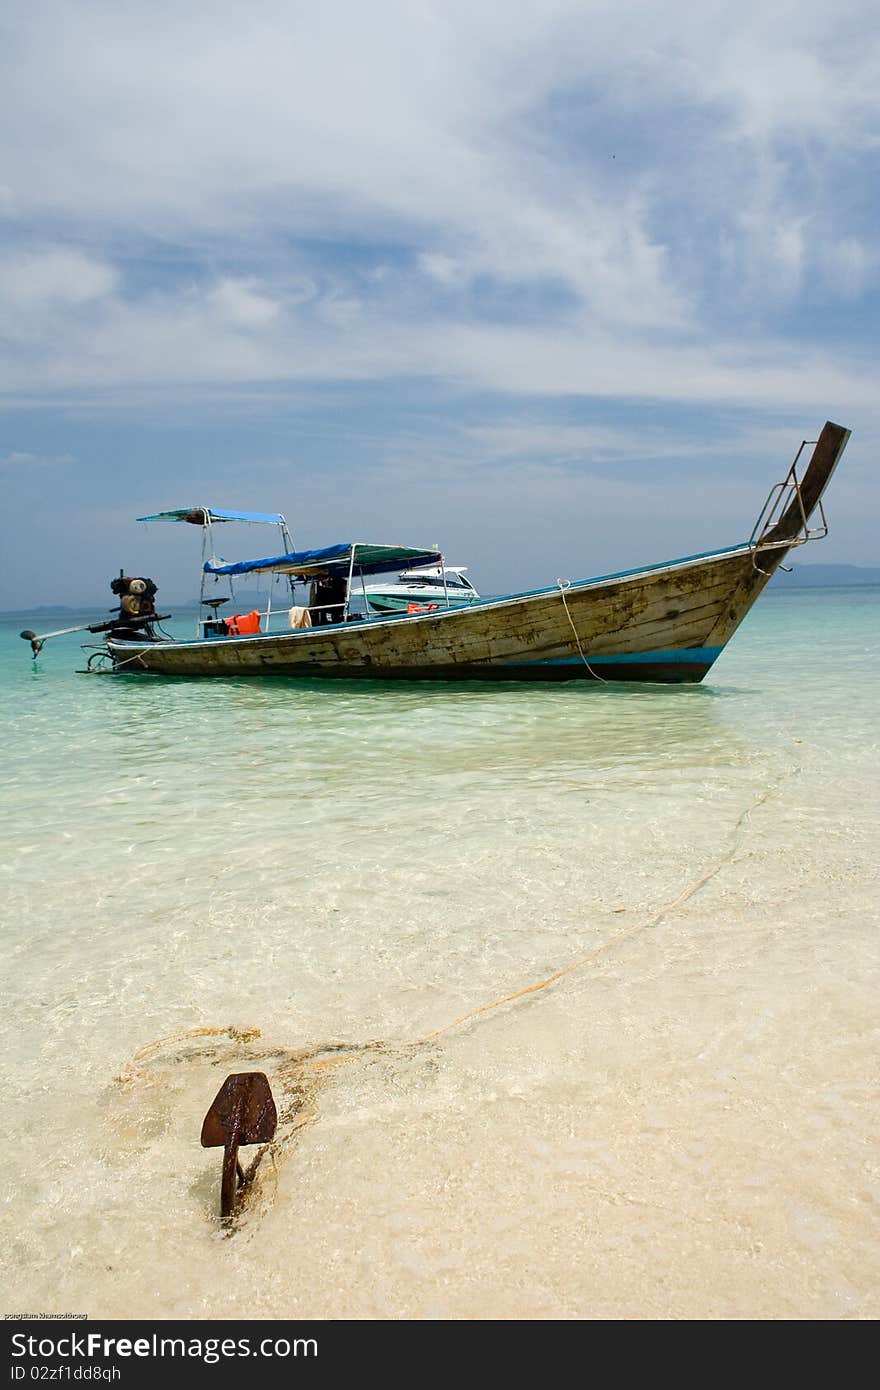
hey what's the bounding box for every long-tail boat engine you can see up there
[19,573,168,658]
[109,573,160,640]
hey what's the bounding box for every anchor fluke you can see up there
[201,1072,277,1222]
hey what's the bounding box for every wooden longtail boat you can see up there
[103,421,849,683]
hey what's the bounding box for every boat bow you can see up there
[754,420,851,559]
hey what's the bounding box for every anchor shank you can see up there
[220,1100,243,1220]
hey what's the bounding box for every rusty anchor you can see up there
[200,1072,277,1222]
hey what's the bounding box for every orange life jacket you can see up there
[226,610,261,636]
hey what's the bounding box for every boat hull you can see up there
[107,545,763,682]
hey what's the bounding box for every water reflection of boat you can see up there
[362,565,480,614]
[66,420,850,684]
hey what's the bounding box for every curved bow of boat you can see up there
[757,420,850,554]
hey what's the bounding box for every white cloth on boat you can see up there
[288,605,313,630]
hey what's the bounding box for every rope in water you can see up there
[116,774,789,1223]
[121,776,782,1074]
[412,782,779,1043]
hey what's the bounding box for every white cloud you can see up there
[0,1,877,412]
[204,278,279,327]
[4,4,873,286]
[0,270,877,422]
[418,253,465,287]
[0,450,74,468]
[825,237,879,298]
[0,249,118,308]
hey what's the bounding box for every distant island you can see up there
[769,563,880,587]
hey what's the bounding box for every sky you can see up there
[1,0,878,607]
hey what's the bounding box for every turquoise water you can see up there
[1,588,878,1319]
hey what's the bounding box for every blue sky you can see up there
[1,0,877,607]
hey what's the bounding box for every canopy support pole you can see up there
[343,546,357,622]
[197,513,210,636]
[280,518,296,602]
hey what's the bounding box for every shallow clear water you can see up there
[1,589,878,1319]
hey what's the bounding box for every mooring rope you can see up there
[556,579,609,682]
[104,647,149,672]
[412,779,776,1043]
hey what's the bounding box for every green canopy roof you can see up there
[205,542,441,578]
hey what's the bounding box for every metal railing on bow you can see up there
[749,439,828,573]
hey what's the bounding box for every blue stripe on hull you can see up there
[504,646,723,667]
[108,657,718,683]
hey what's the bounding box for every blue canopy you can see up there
[204,542,441,578]
[138,508,286,525]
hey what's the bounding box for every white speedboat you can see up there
[362,565,481,614]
